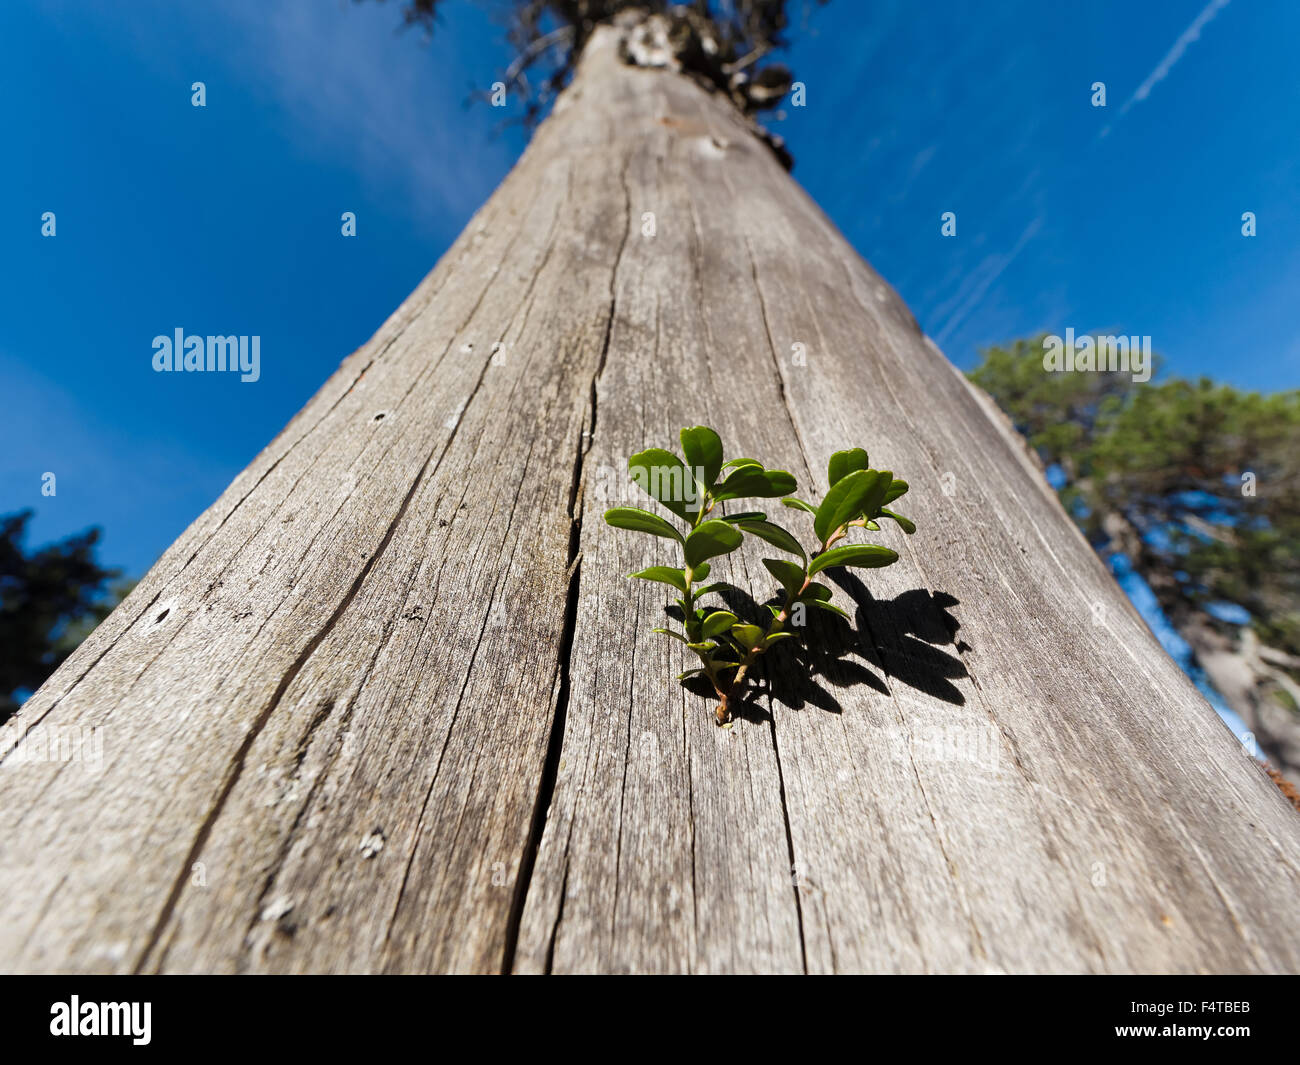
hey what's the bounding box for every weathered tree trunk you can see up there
[2,23,1298,975]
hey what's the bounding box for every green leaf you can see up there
[604,507,684,544]
[679,426,724,490]
[721,457,761,470]
[763,631,796,648]
[687,640,719,654]
[676,668,705,680]
[714,465,798,502]
[828,448,869,486]
[808,544,899,576]
[861,469,892,522]
[730,623,766,650]
[782,497,818,515]
[683,519,743,569]
[798,581,832,602]
[693,581,731,598]
[690,561,711,582]
[718,510,766,524]
[763,557,806,597]
[805,598,851,620]
[628,448,704,523]
[629,566,689,592]
[880,507,915,534]
[652,627,689,643]
[883,478,909,504]
[701,610,738,638]
[813,469,879,543]
[735,519,806,561]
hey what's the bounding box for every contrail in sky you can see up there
[1119,0,1233,116]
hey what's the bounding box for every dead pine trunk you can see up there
[2,18,1298,976]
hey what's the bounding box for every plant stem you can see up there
[714,525,841,725]
[717,573,810,724]
[685,492,733,707]
[681,493,713,637]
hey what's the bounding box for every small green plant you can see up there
[605,426,914,725]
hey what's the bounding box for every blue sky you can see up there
[2,0,1297,578]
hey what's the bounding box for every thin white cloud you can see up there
[933,215,1043,347]
[61,0,518,231]
[1119,0,1233,116]
[226,1,514,227]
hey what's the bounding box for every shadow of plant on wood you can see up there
[676,576,968,721]
[610,426,918,723]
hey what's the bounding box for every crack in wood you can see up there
[503,154,634,973]
[134,342,499,974]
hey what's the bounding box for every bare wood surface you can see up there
[2,24,1298,974]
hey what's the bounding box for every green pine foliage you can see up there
[970,337,1300,663]
[0,511,130,724]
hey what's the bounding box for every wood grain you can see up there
[1,24,1297,974]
